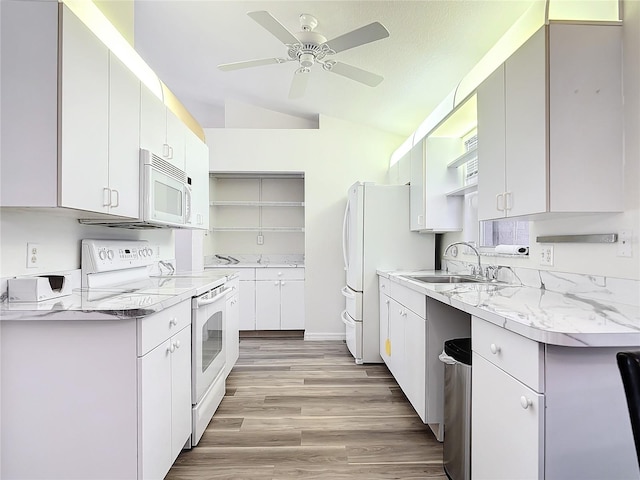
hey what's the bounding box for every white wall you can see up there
[442,0,640,281]
[0,209,175,278]
[225,100,319,129]
[206,114,404,338]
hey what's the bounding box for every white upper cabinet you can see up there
[477,22,623,221]
[184,129,210,230]
[140,86,187,172]
[410,95,477,232]
[108,52,141,219]
[60,7,141,218]
[58,5,110,213]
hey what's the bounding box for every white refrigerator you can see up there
[341,182,435,364]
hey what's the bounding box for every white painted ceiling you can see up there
[134,1,535,137]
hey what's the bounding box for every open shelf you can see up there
[447,146,478,169]
[446,182,478,197]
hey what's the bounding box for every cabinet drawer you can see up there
[389,282,426,318]
[235,268,255,281]
[226,276,240,294]
[255,268,304,281]
[472,316,544,392]
[378,275,391,293]
[137,300,191,356]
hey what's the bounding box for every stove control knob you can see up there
[98,250,107,260]
[147,247,153,257]
[107,250,114,260]
[140,249,146,257]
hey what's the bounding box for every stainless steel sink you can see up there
[405,275,487,284]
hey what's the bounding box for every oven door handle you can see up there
[196,287,233,307]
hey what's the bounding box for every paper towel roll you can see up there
[495,245,529,255]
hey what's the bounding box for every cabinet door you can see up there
[59,6,109,213]
[138,340,172,480]
[239,280,256,330]
[379,290,391,362]
[255,280,281,329]
[225,292,240,375]
[185,129,210,230]
[166,109,186,170]
[409,140,425,230]
[108,52,140,219]
[170,326,192,462]
[404,309,426,421]
[140,84,167,156]
[387,298,406,386]
[477,64,507,221]
[472,353,544,480]
[280,280,304,330]
[504,26,547,217]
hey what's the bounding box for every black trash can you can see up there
[439,338,472,480]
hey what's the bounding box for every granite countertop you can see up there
[0,269,238,321]
[379,270,640,348]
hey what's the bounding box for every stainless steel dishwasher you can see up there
[439,338,472,480]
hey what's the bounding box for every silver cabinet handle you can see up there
[110,189,119,208]
[103,187,111,207]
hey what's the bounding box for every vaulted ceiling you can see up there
[134,1,536,136]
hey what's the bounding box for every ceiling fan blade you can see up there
[288,69,310,99]
[327,62,383,87]
[247,11,300,46]
[218,57,289,71]
[322,22,389,54]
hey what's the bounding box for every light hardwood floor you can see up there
[166,337,447,479]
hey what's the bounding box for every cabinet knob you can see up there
[169,318,178,327]
[274,281,279,286]
[278,271,283,276]
[385,300,390,305]
[174,340,181,349]
[520,396,533,409]
[168,343,176,353]
[281,281,286,286]
[490,343,501,355]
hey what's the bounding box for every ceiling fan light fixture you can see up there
[299,53,315,68]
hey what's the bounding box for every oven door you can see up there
[192,287,229,404]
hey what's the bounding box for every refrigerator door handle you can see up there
[341,286,355,299]
[342,198,350,271]
[341,309,356,327]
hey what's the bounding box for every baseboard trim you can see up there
[239,330,304,339]
[304,332,346,341]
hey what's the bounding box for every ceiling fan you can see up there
[217,11,390,99]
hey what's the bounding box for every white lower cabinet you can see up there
[137,301,192,480]
[471,315,638,480]
[255,268,305,330]
[472,353,543,480]
[378,276,470,434]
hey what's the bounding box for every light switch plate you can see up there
[540,245,554,266]
[618,230,632,257]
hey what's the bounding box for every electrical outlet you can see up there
[27,243,40,268]
[618,230,632,257]
[539,245,554,266]
[257,234,264,245]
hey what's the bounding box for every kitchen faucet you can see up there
[443,242,483,278]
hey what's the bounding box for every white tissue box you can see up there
[8,275,72,302]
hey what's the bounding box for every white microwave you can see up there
[77,149,191,229]
[140,149,191,228]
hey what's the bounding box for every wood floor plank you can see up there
[166,338,446,479]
